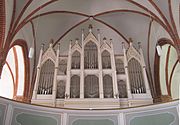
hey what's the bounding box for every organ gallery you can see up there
[31,25,153,108]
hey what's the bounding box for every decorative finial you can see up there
[129,37,133,46]
[41,43,45,50]
[69,40,73,48]
[122,42,125,49]
[97,29,100,33]
[138,42,141,49]
[57,42,60,50]
[103,37,106,43]
[70,40,73,44]
[75,38,79,44]
[129,38,133,43]
[89,24,93,33]
[49,39,54,47]
[97,29,100,42]
[50,39,54,44]
[81,28,84,33]
[109,39,112,44]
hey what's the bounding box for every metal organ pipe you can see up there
[128,58,146,94]
[133,59,138,94]
[38,60,54,95]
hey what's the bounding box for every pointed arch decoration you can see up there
[58,59,67,75]
[118,80,127,98]
[102,50,111,69]
[38,59,54,95]
[56,80,66,99]
[128,58,146,94]
[70,75,80,98]
[115,58,125,74]
[71,51,81,69]
[84,75,99,98]
[103,74,113,98]
[84,41,98,69]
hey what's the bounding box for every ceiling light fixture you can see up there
[156,45,162,56]
[28,47,34,58]
[29,4,42,59]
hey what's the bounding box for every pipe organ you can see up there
[32,25,153,108]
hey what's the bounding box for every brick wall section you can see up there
[0,0,5,48]
[0,0,5,76]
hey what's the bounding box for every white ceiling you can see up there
[4,0,180,87]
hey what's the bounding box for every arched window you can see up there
[103,75,113,98]
[56,80,66,99]
[128,58,146,94]
[102,50,111,69]
[71,51,80,69]
[58,60,67,75]
[38,59,54,95]
[0,45,27,99]
[84,41,98,69]
[154,39,180,100]
[115,59,125,74]
[118,80,127,98]
[0,63,14,99]
[70,75,80,98]
[84,75,99,98]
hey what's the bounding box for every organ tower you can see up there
[32,25,153,108]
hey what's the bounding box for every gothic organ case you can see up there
[31,25,153,108]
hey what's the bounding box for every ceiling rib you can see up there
[126,0,176,42]
[148,0,177,40]
[93,17,129,43]
[53,18,89,46]
[168,59,179,95]
[11,0,33,35]
[168,0,179,39]
[11,0,57,40]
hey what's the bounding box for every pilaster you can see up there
[123,43,132,99]
[65,43,72,99]
[110,45,118,98]
[80,30,84,98]
[98,37,103,98]
[52,43,60,106]
[32,44,44,99]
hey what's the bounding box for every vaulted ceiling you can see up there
[1,0,180,97]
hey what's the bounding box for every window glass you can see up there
[0,64,14,99]
[15,45,25,95]
[0,45,25,98]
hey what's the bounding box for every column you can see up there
[80,72,84,98]
[80,29,84,98]
[32,44,44,99]
[52,43,60,106]
[65,43,72,99]
[118,113,125,125]
[98,40,103,99]
[62,113,68,125]
[139,46,151,96]
[142,67,151,95]
[123,43,132,99]
[5,104,13,125]
[110,42,118,98]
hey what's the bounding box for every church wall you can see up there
[0,97,178,125]
[168,47,180,99]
